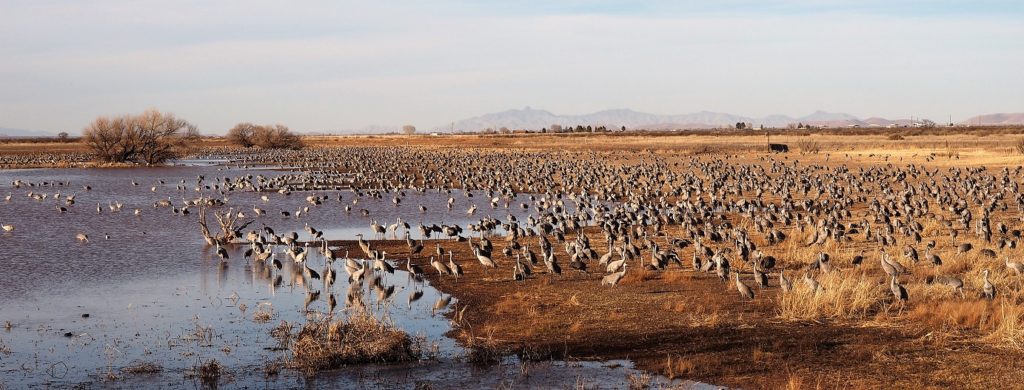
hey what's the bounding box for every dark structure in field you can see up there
[769,143,789,153]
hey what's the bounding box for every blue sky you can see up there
[1,0,1022,133]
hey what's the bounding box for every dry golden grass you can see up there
[983,302,1024,350]
[286,312,417,374]
[907,300,990,331]
[626,372,652,390]
[620,267,657,284]
[662,354,696,380]
[685,304,723,327]
[784,374,805,390]
[778,271,887,321]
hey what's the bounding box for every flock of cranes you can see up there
[4,146,1024,327]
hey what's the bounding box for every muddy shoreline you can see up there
[320,233,1024,389]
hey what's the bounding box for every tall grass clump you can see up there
[983,302,1024,350]
[778,271,887,321]
[286,311,417,374]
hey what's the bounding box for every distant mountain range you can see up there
[963,113,1024,126]
[436,108,1024,132]
[0,127,57,138]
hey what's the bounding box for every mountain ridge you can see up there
[436,107,930,131]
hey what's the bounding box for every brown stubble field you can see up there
[5,127,1024,388]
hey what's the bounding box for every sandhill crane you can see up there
[75,233,89,243]
[599,242,614,265]
[373,251,395,274]
[516,253,532,276]
[388,218,402,238]
[430,256,452,277]
[474,247,497,269]
[890,276,908,313]
[735,273,754,300]
[512,256,526,282]
[602,263,627,286]
[371,220,386,239]
[803,272,820,293]
[409,240,424,256]
[924,248,941,266]
[350,261,368,284]
[448,251,463,280]
[544,251,561,277]
[406,257,424,280]
[982,270,996,300]
[270,253,282,270]
[344,251,362,276]
[568,253,587,273]
[355,234,372,257]
[215,243,229,261]
[879,250,903,277]
[714,251,730,281]
[753,265,768,289]
[851,250,865,267]
[903,245,919,264]
[606,256,626,273]
[1005,257,1024,275]
[779,270,793,293]
[1,221,13,232]
[926,275,965,298]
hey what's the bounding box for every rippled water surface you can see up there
[0,165,707,389]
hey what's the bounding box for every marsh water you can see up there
[0,164,709,389]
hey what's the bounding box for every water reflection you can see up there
[0,166,662,389]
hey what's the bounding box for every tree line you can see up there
[226,122,302,149]
[82,109,302,164]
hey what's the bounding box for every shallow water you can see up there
[0,166,710,389]
[0,165,536,301]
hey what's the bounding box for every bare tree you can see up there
[402,125,416,135]
[227,122,257,147]
[226,123,301,149]
[57,132,69,142]
[82,109,197,164]
[251,124,302,149]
